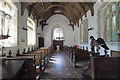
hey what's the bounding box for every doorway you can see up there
[53,40,63,50]
[38,37,44,48]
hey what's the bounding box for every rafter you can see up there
[81,2,95,16]
[77,2,87,17]
[21,2,95,29]
[27,3,36,16]
[64,3,82,23]
[21,2,37,16]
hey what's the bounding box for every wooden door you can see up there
[38,37,44,48]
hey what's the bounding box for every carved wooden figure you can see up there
[27,48,30,54]
[22,48,26,54]
[16,49,20,56]
[7,50,12,57]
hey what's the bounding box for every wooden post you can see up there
[40,52,42,71]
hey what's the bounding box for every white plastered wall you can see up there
[2,2,38,56]
[78,1,119,56]
[43,14,75,47]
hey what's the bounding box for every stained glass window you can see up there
[119,2,120,7]
[53,27,64,40]
[112,16,117,41]
[106,18,110,42]
[106,8,109,15]
[111,3,116,11]
[104,3,118,42]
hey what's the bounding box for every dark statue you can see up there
[90,36,109,56]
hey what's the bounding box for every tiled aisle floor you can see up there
[40,51,83,80]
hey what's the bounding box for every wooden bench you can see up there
[73,48,90,67]
[16,47,51,79]
[82,56,120,79]
[1,57,36,80]
[64,46,90,67]
[111,50,120,57]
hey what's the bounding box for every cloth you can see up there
[90,39,100,51]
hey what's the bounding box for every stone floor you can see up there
[40,51,84,80]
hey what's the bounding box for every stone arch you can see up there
[51,24,65,46]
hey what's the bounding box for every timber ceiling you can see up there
[21,2,95,30]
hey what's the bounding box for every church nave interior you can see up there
[0,0,120,80]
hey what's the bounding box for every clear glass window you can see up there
[27,18,36,45]
[0,1,17,47]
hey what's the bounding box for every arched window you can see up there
[5,4,10,14]
[83,21,88,43]
[53,27,64,41]
[104,2,118,42]
[27,18,36,45]
[80,19,88,43]
[0,1,17,47]
[0,2,3,10]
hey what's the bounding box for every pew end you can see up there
[82,56,120,79]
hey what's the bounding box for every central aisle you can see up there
[40,51,83,79]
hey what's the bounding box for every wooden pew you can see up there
[111,50,120,57]
[91,57,120,79]
[0,47,51,80]
[64,46,90,67]
[73,48,90,67]
[17,47,51,79]
[66,47,75,62]
[18,51,49,79]
[82,56,120,79]
[1,57,36,80]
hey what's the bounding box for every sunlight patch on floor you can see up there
[49,56,62,64]
[49,61,56,63]
[50,58,60,61]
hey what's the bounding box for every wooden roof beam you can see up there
[21,2,37,16]
[77,3,87,17]
[81,2,95,16]
[41,2,46,11]
[66,3,82,23]
[27,3,36,16]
